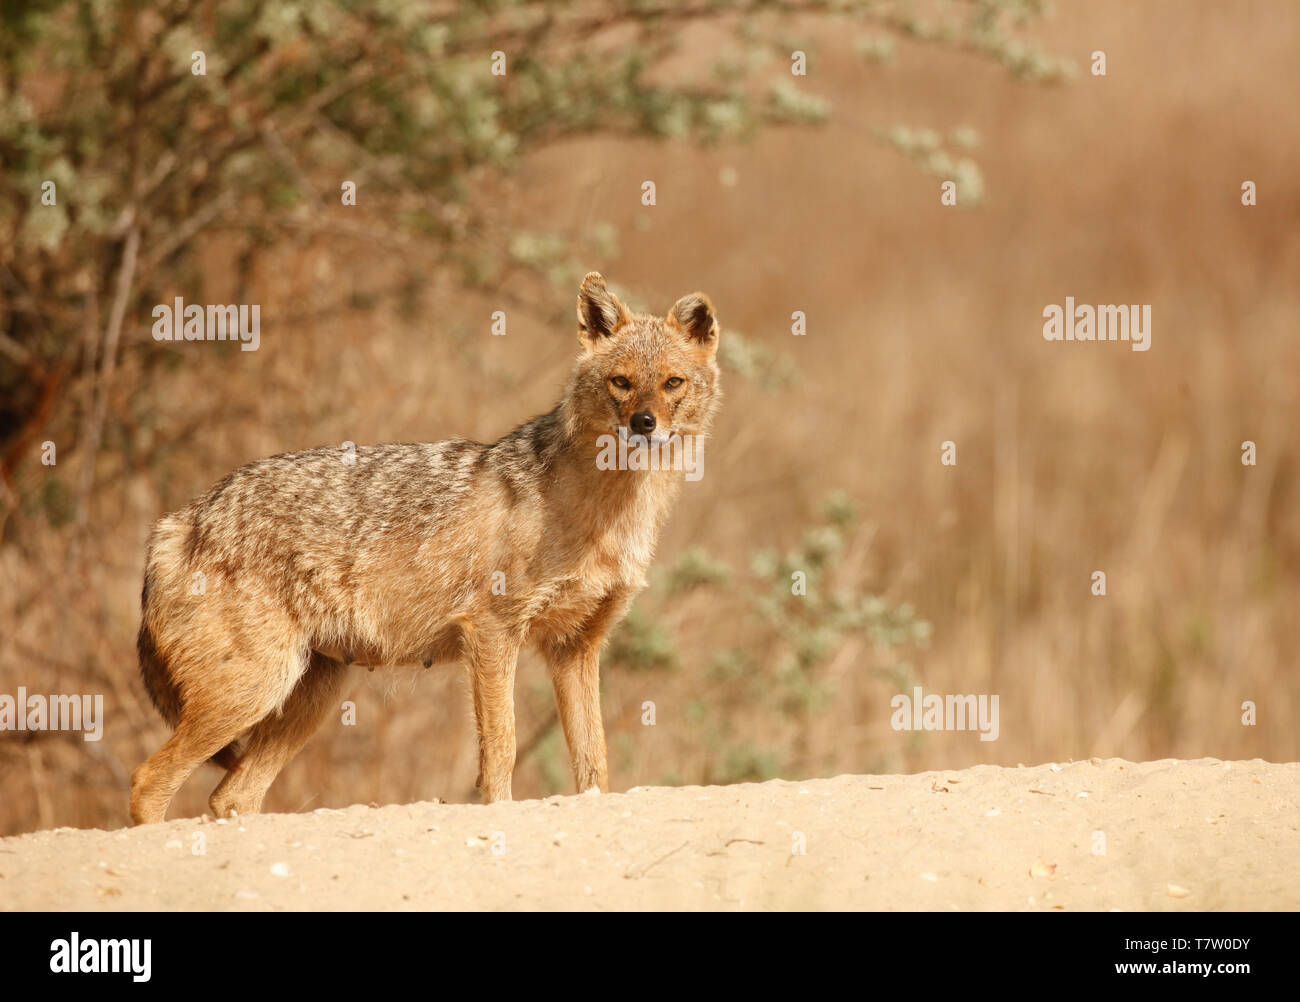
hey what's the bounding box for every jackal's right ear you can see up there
[667,291,719,354]
[577,272,632,349]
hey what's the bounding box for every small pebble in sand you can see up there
[164,840,183,850]
[920,872,939,882]
[1166,884,1191,898]
[270,862,292,877]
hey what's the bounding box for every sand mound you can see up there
[2,758,1295,910]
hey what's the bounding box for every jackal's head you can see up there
[565,272,722,445]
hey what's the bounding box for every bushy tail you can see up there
[137,617,182,726]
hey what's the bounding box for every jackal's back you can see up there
[142,412,573,665]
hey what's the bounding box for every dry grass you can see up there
[2,1,1298,834]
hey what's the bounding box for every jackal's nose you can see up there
[630,411,657,435]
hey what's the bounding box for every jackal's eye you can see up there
[610,376,631,390]
[664,377,684,389]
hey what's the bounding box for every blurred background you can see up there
[1,1,1297,836]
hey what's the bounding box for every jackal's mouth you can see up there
[616,425,677,447]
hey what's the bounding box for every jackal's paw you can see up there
[479,785,513,804]
[209,792,253,819]
[580,786,602,796]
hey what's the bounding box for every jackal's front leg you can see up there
[468,632,522,803]
[546,644,609,795]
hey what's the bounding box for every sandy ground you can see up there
[1,758,1296,911]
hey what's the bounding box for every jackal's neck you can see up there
[531,401,690,518]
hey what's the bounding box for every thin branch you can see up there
[74,220,140,535]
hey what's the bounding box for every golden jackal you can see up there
[130,273,721,824]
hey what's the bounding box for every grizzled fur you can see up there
[129,273,722,824]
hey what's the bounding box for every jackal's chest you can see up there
[524,550,645,643]
[521,486,667,640]
[526,588,606,642]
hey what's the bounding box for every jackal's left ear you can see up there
[667,292,719,354]
[577,272,632,349]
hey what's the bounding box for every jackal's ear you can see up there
[667,292,719,354]
[577,272,632,349]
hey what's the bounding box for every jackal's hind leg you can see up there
[131,713,255,826]
[208,654,351,818]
